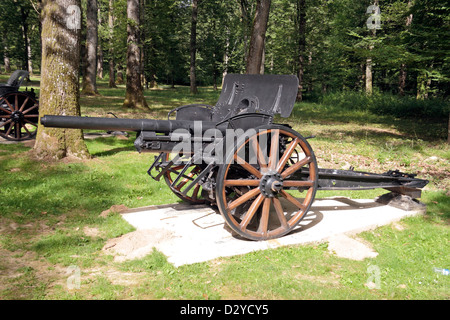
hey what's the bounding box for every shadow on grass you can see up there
[291,102,448,142]
[0,144,130,221]
[85,136,136,157]
[92,146,135,157]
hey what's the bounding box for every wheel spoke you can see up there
[257,198,271,236]
[272,198,289,229]
[268,129,279,170]
[250,135,267,171]
[22,124,32,135]
[15,123,21,140]
[162,153,206,204]
[174,168,198,189]
[5,122,14,136]
[19,96,30,112]
[167,164,190,177]
[4,99,15,112]
[1,119,13,128]
[235,154,262,178]
[224,179,260,187]
[276,138,299,173]
[240,193,264,230]
[281,156,311,179]
[0,104,12,114]
[23,119,38,127]
[22,104,39,115]
[280,190,306,211]
[228,187,260,210]
[192,184,201,200]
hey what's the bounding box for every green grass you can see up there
[0,76,448,300]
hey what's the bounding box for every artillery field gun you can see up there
[0,71,39,141]
[41,74,428,241]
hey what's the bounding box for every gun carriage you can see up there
[0,70,39,141]
[41,74,428,241]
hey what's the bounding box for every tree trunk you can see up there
[189,0,198,94]
[34,0,90,160]
[296,0,306,101]
[108,0,117,88]
[3,30,11,73]
[259,44,265,74]
[366,56,373,95]
[108,54,116,87]
[116,70,124,84]
[97,6,103,79]
[97,45,103,79]
[82,0,98,95]
[222,27,230,86]
[365,0,379,95]
[398,64,407,96]
[20,6,32,78]
[246,0,271,74]
[399,2,413,96]
[239,0,251,68]
[123,0,148,109]
[448,112,450,144]
[26,28,33,75]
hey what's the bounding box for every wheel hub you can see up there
[11,111,24,123]
[260,171,283,197]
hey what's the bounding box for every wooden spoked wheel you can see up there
[0,92,39,141]
[216,125,318,240]
[163,153,207,204]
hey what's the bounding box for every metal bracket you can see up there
[384,187,422,199]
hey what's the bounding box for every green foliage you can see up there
[0,0,40,72]
[1,0,448,100]
[319,91,450,119]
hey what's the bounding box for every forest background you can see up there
[0,0,448,106]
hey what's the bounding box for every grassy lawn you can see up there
[0,75,448,300]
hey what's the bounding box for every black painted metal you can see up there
[0,70,29,95]
[297,168,428,190]
[0,71,39,141]
[40,115,219,133]
[213,74,299,120]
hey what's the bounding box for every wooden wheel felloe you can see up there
[162,153,207,204]
[0,92,39,141]
[216,125,318,240]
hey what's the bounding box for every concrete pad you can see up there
[103,197,424,267]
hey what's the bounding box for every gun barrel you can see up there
[40,115,219,134]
